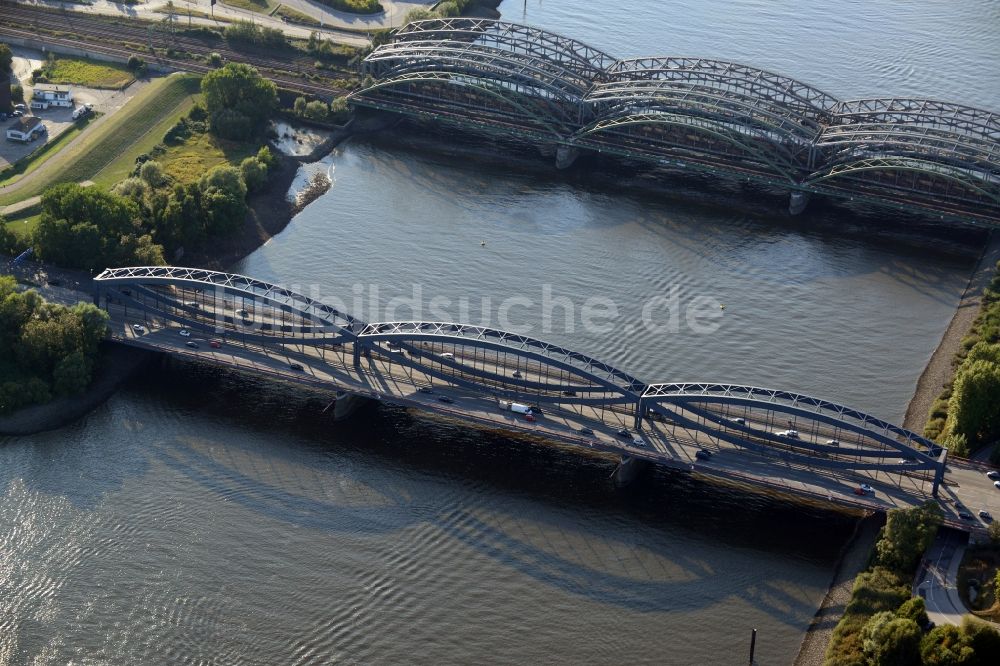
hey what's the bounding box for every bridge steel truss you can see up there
[350,19,1000,225]
[94,267,949,494]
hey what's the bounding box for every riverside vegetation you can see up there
[0,275,109,414]
[925,261,1000,463]
[825,503,1000,665]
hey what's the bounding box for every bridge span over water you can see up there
[349,19,1000,227]
[94,266,1000,531]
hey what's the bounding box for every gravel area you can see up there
[903,230,1000,433]
[793,513,884,666]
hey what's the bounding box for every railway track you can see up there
[0,3,355,97]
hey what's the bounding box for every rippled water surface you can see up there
[4,1,999,663]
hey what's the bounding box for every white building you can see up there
[32,84,74,109]
[6,116,45,142]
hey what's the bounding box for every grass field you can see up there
[220,0,278,13]
[38,56,135,89]
[274,4,321,26]
[0,114,100,188]
[159,129,259,185]
[2,213,41,244]
[0,74,203,207]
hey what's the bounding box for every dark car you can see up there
[695,449,712,461]
[978,510,993,522]
[438,396,454,404]
[418,387,433,394]
[616,428,631,438]
[958,511,974,521]
[289,362,304,371]
[578,427,594,436]
[562,390,577,397]
[185,341,199,349]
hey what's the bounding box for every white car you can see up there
[131,324,146,334]
[179,329,191,337]
[775,429,800,439]
[728,417,746,425]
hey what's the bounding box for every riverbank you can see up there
[793,512,885,666]
[0,343,151,437]
[903,230,1000,435]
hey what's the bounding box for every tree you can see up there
[948,358,1000,445]
[0,217,19,255]
[960,616,1000,665]
[199,165,247,234]
[895,597,928,628]
[0,43,12,72]
[201,62,277,139]
[876,502,944,573]
[69,302,109,355]
[921,624,975,665]
[239,157,267,193]
[293,96,307,116]
[139,160,168,188]
[53,350,92,396]
[861,611,922,666]
[989,520,1000,545]
[256,145,277,171]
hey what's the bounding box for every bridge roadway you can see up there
[93,268,1000,533]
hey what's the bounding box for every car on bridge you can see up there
[577,427,594,436]
[695,449,712,461]
[418,387,433,394]
[438,396,454,404]
[728,417,746,425]
[855,483,875,496]
[979,510,993,522]
[775,429,800,438]
[179,329,191,337]
[616,428,631,439]
[987,471,1000,481]
[289,362,303,371]
[826,439,841,447]
[131,324,146,334]
[185,341,198,349]
[210,340,222,349]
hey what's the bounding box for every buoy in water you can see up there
[480,240,486,247]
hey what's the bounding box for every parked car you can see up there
[695,449,712,461]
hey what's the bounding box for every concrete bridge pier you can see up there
[555,145,579,170]
[537,143,557,158]
[789,191,811,215]
[325,390,372,421]
[612,455,649,488]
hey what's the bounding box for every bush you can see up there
[202,62,277,139]
[312,0,382,14]
[139,160,168,188]
[208,52,223,67]
[127,55,145,71]
[239,157,267,193]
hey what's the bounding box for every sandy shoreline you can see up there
[902,230,1000,433]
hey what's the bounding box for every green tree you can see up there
[199,165,247,234]
[895,597,928,628]
[861,611,922,666]
[0,217,19,255]
[989,520,1000,545]
[139,160,168,188]
[921,624,975,665]
[53,350,92,396]
[948,358,1000,445]
[961,616,1000,665]
[256,145,277,171]
[293,96,307,116]
[0,43,12,73]
[239,157,267,193]
[69,302,109,354]
[876,502,944,573]
[201,62,277,139]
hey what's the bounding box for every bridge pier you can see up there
[326,391,371,421]
[789,191,811,215]
[537,143,557,158]
[555,145,579,170]
[612,455,648,488]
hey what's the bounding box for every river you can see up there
[2,1,997,663]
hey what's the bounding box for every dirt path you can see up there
[903,230,1000,433]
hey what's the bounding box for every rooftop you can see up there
[8,116,42,133]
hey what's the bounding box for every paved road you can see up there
[915,530,969,627]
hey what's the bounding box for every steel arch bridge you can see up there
[349,18,1000,226]
[94,266,948,495]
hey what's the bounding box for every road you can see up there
[915,530,969,627]
[103,301,1000,527]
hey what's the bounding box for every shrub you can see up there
[139,160,168,188]
[239,157,267,193]
[208,52,223,66]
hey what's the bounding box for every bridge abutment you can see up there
[789,191,811,216]
[327,391,372,421]
[612,455,649,488]
[554,146,579,170]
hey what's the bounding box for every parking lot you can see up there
[1,46,143,171]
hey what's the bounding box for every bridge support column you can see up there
[555,145,579,170]
[327,391,372,421]
[634,397,647,431]
[932,449,948,496]
[612,455,648,488]
[353,342,362,368]
[789,191,811,216]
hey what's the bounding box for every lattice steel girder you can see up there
[642,382,938,453]
[364,41,596,98]
[816,125,1000,171]
[349,71,573,137]
[94,266,362,334]
[830,98,1000,142]
[585,85,821,143]
[391,18,614,82]
[358,321,645,395]
[805,156,1000,208]
[606,57,838,113]
[573,111,803,182]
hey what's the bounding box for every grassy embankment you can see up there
[220,0,279,13]
[34,56,135,89]
[0,74,202,208]
[274,5,321,26]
